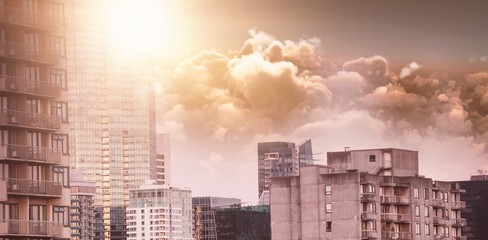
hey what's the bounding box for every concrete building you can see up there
[70,169,96,240]
[0,0,71,239]
[257,140,313,200]
[126,182,193,240]
[270,148,467,240]
[192,197,241,240]
[458,175,488,240]
[215,205,271,240]
[64,1,158,238]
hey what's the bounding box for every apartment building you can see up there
[70,169,96,240]
[270,148,467,240]
[126,182,193,240]
[257,139,313,200]
[0,0,71,239]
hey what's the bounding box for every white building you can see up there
[127,182,193,240]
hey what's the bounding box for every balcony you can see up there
[361,212,377,221]
[0,41,60,65]
[0,219,63,237]
[0,144,62,164]
[381,231,411,240]
[0,6,60,31]
[450,183,466,193]
[452,218,467,227]
[6,178,62,197]
[361,193,376,202]
[454,237,467,240]
[451,201,466,209]
[433,234,449,240]
[381,213,410,223]
[0,110,61,130]
[361,230,378,239]
[380,195,410,205]
[433,216,448,226]
[432,199,446,208]
[0,75,61,98]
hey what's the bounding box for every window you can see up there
[414,188,419,199]
[361,184,375,193]
[325,185,331,195]
[53,167,69,187]
[415,205,420,217]
[50,69,67,89]
[425,224,430,235]
[52,134,69,155]
[326,221,332,232]
[415,223,421,235]
[325,203,332,213]
[424,206,430,217]
[29,205,47,221]
[49,36,65,56]
[369,155,376,162]
[51,101,68,122]
[424,188,429,199]
[53,206,69,226]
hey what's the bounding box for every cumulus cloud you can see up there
[399,61,421,79]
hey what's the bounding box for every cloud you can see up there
[342,55,389,87]
[399,61,421,79]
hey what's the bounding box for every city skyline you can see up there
[154,0,488,204]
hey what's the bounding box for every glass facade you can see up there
[65,1,157,239]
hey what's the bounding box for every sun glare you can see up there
[106,0,175,56]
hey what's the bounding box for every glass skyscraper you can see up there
[65,1,157,239]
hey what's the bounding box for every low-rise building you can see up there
[126,182,193,240]
[192,197,241,240]
[459,175,488,240]
[271,148,467,240]
[215,205,270,240]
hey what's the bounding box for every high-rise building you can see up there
[126,181,193,240]
[70,169,96,240]
[64,1,157,239]
[0,0,71,239]
[192,197,242,240]
[270,148,467,240]
[458,175,488,240]
[215,205,271,240]
[257,139,313,199]
[156,133,171,185]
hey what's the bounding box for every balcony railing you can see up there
[0,110,61,130]
[0,41,60,64]
[361,230,378,239]
[454,236,467,240]
[381,213,410,223]
[432,199,446,208]
[361,193,376,202]
[6,178,62,196]
[0,6,60,31]
[361,212,377,220]
[433,234,449,240]
[451,201,466,209]
[0,75,61,98]
[0,219,63,236]
[452,218,467,227]
[433,216,449,225]
[0,144,62,163]
[380,195,410,205]
[381,231,411,240]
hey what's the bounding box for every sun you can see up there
[106,0,175,56]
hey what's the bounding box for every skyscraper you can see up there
[257,139,313,199]
[64,1,157,239]
[0,0,71,239]
[458,175,488,240]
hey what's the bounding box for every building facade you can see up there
[0,0,71,239]
[458,175,488,240]
[215,205,270,240]
[126,182,193,240]
[156,134,171,185]
[257,140,313,200]
[271,148,467,240]
[192,197,241,240]
[64,1,158,238]
[70,169,96,240]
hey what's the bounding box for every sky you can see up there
[146,0,488,203]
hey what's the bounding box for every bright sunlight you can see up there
[105,0,177,56]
